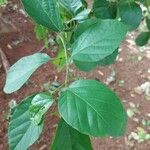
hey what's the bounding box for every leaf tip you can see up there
[3,85,13,94]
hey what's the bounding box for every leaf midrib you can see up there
[67,89,113,133]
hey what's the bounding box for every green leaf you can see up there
[146,17,150,31]
[58,79,127,137]
[21,0,63,31]
[29,93,54,125]
[98,48,118,66]
[93,0,117,19]
[51,119,92,150]
[74,48,118,70]
[8,95,43,150]
[74,48,118,71]
[135,32,150,46]
[73,60,97,72]
[71,19,98,44]
[70,21,122,71]
[119,2,142,30]
[71,19,127,71]
[4,53,50,94]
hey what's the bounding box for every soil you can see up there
[0,1,150,150]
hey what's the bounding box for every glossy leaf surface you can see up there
[58,79,127,137]
[22,0,63,31]
[71,19,127,70]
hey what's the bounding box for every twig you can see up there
[0,48,10,73]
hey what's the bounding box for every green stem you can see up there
[57,33,69,87]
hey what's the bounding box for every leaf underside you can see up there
[51,119,92,150]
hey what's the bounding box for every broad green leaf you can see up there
[70,20,99,71]
[71,19,127,71]
[51,119,92,150]
[58,79,127,137]
[135,32,150,46]
[59,0,84,15]
[119,2,142,30]
[21,0,63,31]
[93,0,117,19]
[146,17,150,31]
[29,93,53,125]
[8,95,43,150]
[4,53,50,94]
